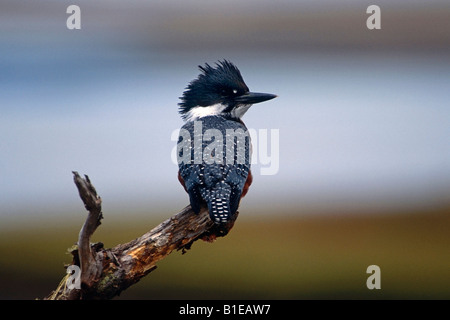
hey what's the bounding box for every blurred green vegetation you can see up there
[1,206,449,299]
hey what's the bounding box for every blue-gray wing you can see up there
[177,116,251,223]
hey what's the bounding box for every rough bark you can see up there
[45,172,237,300]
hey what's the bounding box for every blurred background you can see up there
[0,0,449,299]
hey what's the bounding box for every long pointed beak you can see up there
[235,92,277,104]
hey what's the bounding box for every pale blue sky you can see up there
[1,1,449,220]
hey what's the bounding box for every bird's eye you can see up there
[221,88,239,96]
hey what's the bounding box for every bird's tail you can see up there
[201,185,232,224]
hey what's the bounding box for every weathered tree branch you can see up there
[45,172,237,300]
[73,172,103,297]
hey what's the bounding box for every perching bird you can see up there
[177,60,276,228]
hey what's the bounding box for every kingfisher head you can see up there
[179,60,277,122]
